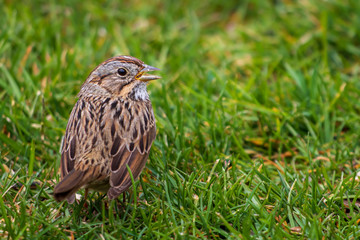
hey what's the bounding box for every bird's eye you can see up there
[117,68,128,76]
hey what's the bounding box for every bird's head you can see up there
[82,56,160,100]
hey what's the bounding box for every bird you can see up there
[53,55,160,204]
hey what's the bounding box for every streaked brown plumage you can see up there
[53,56,160,203]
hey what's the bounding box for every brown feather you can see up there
[108,125,156,199]
[53,169,84,203]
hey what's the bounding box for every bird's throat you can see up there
[128,82,149,101]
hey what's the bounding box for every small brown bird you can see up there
[53,56,160,203]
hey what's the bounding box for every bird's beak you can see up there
[137,64,161,82]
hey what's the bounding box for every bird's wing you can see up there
[106,100,156,199]
[54,99,102,203]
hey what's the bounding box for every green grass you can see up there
[1,0,360,238]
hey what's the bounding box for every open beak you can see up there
[137,64,161,82]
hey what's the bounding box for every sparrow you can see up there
[53,56,160,203]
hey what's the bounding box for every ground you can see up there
[1,0,360,239]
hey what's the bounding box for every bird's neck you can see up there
[78,82,150,102]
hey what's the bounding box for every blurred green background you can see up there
[1,0,360,239]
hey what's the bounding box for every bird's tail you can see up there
[53,169,85,204]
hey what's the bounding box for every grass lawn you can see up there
[1,0,360,239]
